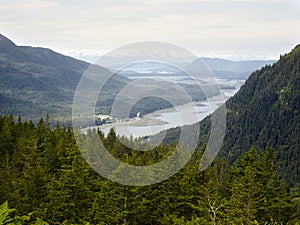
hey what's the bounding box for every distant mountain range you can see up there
[0,34,209,122]
[0,34,273,122]
[117,57,275,80]
[74,51,275,80]
[200,57,275,79]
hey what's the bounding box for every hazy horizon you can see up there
[1,0,299,61]
[67,50,279,63]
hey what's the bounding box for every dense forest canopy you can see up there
[0,115,300,224]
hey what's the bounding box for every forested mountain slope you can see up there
[222,45,300,185]
[0,34,129,122]
[162,45,300,186]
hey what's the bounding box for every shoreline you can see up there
[83,94,226,133]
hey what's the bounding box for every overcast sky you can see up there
[1,0,300,61]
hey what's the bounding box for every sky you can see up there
[1,0,300,61]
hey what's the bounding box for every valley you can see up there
[1,33,300,224]
[86,78,242,138]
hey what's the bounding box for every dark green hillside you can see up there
[0,34,130,122]
[160,45,300,186]
[222,45,300,185]
[0,34,88,69]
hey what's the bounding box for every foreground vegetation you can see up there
[1,115,300,224]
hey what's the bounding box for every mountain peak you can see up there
[292,44,300,54]
[0,34,17,48]
[294,44,300,49]
[282,44,300,59]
